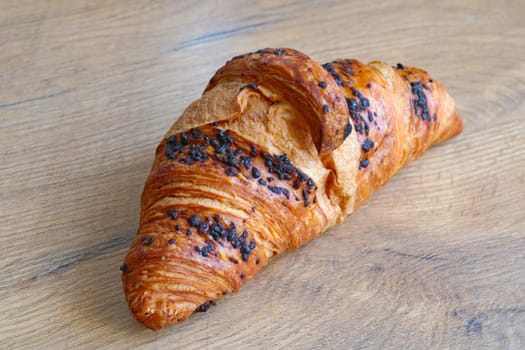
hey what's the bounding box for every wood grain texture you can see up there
[0,0,523,348]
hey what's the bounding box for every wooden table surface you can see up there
[1,1,524,349]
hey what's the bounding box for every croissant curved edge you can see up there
[121,48,462,330]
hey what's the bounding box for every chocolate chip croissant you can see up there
[121,48,463,330]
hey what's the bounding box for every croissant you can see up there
[121,48,462,330]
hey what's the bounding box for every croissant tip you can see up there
[130,303,181,330]
[136,313,166,331]
[126,289,200,330]
[126,296,168,330]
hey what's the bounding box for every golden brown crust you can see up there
[205,48,350,155]
[122,48,462,330]
[321,59,462,207]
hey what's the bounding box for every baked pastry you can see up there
[121,48,462,330]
